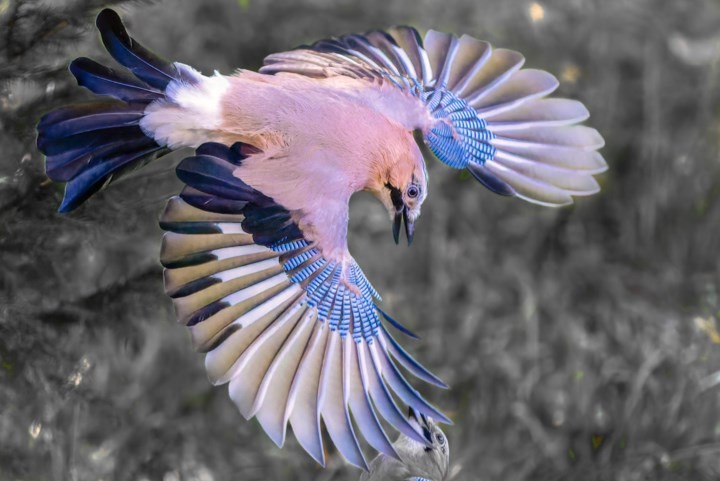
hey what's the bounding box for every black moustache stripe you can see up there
[385,182,404,210]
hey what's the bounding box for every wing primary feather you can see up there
[434,35,460,88]
[471,69,559,115]
[388,26,429,81]
[287,317,328,466]
[203,285,301,384]
[490,126,606,149]
[252,308,316,446]
[424,30,456,87]
[484,162,574,206]
[228,294,306,419]
[466,161,517,197]
[365,30,416,80]
[345,335,399,460]
[369,342,451,424]
[341,336,370,468]
[460,48,525,105]
[483,98,589,126]
[345,35,402,77]
[318,334,367,470]
[492,151,601,194]
[160,231,255,268]
[164,249,281,298]
[187,275,290,350]
[378,325,448,389]
[376,306,419,340]
[451,35,493,96]
[172,261,286,324]
[360,341,427,444]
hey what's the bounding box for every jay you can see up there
[36,9,606,470]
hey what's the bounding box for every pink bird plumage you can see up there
[36,9,607,470]
[144,68,431,261]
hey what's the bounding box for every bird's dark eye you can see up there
[436,433,445,446]
[407,185,419,198]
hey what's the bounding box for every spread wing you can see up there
[261,27,607,206]
[160,142,449,469]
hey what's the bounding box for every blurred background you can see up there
[2,0,720,480]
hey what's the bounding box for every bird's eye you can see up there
[407,185,419,198]
[436,433,445,446]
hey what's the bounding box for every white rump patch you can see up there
[140,68,230,149]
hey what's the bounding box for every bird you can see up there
[360,408,450,481]
[36,8,606,471]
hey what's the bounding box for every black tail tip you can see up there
[96,8,124,32]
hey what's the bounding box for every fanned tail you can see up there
[37,9,203,212]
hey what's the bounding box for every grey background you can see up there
[1,0,720,480]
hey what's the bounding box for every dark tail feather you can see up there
[40,124,158,182]
[37,9,189,212]
[69,57,163,102]
[37,101,145,138]
[59,144,167,212]
[96,8,197,89]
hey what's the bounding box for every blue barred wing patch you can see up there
[269,230,385,344]
[422,89,495,169]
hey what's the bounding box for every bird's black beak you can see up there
[403,206,414,246]
[387,183,414,246]
[393,210,402,245]
[393,206,414,246]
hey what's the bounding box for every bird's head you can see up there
[368,130,428,245]
[391,408,450,481]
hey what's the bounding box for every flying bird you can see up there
[360,409,450,481]
[36,9,606,470]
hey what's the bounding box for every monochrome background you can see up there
[1,0,720,480]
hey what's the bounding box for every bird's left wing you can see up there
[160,142,449,469]
[261,27,606,206]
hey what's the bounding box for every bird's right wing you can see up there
[261,28,607,206]
[161,142,449,470]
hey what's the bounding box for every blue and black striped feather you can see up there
[160,141,450,469]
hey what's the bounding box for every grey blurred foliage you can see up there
[1,0,720,480]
